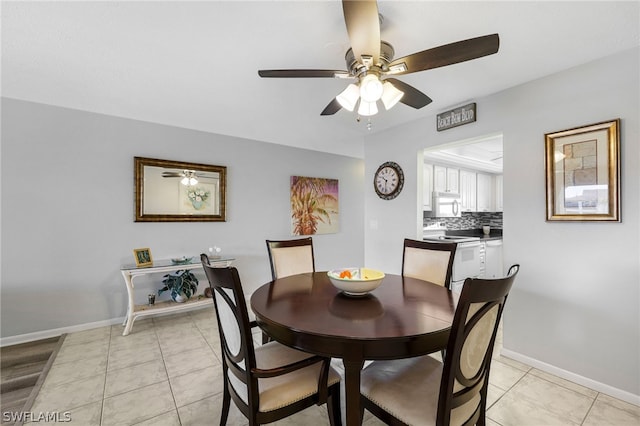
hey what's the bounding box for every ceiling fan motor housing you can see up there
[345,41,395,77]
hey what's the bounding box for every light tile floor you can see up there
[26,308,640,425]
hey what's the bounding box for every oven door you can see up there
[453,242,482,282]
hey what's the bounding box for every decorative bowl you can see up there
[171,256,193,265]
[327,268,385,297]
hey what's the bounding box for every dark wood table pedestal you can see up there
[250,272,457,426]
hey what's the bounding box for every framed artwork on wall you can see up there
[290,176,339,235]
[544,119,620,222]
[133,248,153,267]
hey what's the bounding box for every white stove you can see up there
[423,229,484,292]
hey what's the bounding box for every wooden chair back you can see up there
[437,264,520,425]
[266,237,315,280]
[402,238,457,289]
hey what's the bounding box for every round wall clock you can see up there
[374,161,404,200]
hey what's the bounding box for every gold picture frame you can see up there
[134,157,227,222]
[133,247,153,267]
[545,119,620,222]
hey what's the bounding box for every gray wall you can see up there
[1,99,365,338]
[363,48,639,400]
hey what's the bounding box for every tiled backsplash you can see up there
[423,211,503,230]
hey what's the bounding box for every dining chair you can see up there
[360,264,520,426]
[200,255,342,426]
[266,237,315,280]
[402,238,457,289]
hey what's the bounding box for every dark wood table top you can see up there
[251,272,458,359]
[251,272,458,425]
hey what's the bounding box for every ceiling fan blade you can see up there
[342,0,380,64]
[384,78,432,109]
[162,172,183,177]
[258,69,350,78]
[387,34,500,75]
[320,98,342,116]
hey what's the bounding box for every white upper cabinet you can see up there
[423,164,433,210]
[446,168,459,194]
[476,173,493,212]
[433,165,459,193]
[433,165,447,193]
[459,170,477,211]
[495,175,503,212]
[427,163,501,212]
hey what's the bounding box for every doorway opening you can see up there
[421,133,503,233]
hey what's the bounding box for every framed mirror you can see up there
[134,157,226,222]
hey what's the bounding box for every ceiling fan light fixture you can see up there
[381,81,404,110]
[181,171,198,186]
[359,74,384,102]
[358,99,378,116]
[336,83,360,111]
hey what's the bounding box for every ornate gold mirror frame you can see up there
[134,157,226,222]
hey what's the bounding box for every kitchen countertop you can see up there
[445,229,503,242]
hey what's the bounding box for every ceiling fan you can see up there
[258,0,499,117]
[162,170,202,186]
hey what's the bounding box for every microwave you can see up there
[428,192,462,217]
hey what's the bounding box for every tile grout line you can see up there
[152,317,184,425]
[99,327,114,426]
[579,392,599,426]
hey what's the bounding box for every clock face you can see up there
[374,162,404,200]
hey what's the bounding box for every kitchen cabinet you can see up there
[433,165,459,193]
[459,170,477,211]
[495,175,503,212]
[476,173,493,212]
[423,163,433,210]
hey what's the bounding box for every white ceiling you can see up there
[2,1,638,158]
[424,134,504,173]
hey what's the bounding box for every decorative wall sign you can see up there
[437,103,477,131]
[544,119,620,222]
[290,176,339,235]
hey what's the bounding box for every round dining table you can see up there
[250,272,458,426]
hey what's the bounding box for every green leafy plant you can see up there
[159,270,199,301]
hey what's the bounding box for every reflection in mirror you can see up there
[135,157,226,222]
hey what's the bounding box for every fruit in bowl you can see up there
[327,268,385,297]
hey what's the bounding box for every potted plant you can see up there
[159,270,199,303]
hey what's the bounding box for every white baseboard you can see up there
[501,348,640,407]
[0,317,125,347]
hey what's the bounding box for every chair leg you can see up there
[219,385,231,426]
[261,331,270,344]
[327,383,342,426]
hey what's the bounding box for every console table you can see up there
[120,257,233,335]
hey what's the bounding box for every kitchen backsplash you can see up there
[423,211,503,230]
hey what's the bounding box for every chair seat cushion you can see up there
[230,341,341,413]
[361,356,479,426]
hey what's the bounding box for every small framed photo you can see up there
[545,119,620,222]
[133,247,153,267]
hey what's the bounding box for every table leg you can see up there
[121,271,136,336]
[343,358,365,426]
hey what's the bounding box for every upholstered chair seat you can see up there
[361,356,479,426]
[229,341,341,413]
